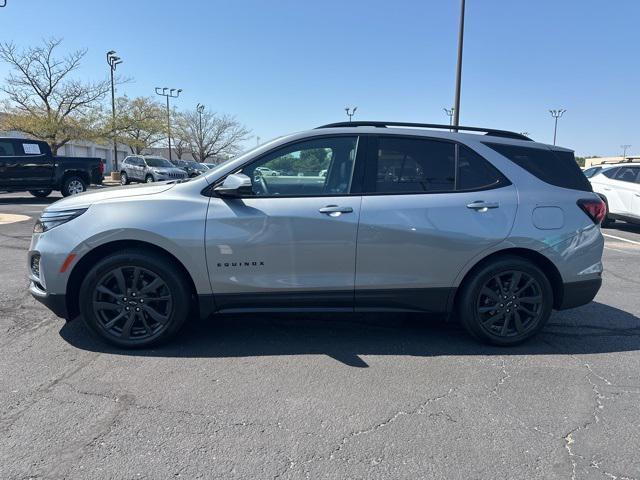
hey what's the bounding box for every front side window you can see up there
[241,136,357,196]
[0,140,16,156]
[602,167,620,179]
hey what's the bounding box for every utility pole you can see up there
[549,109,566,145]
[345,106,357,122]
[155,87,182,161]
[621,144,632,161]
[106,51,122,173]
[443,107,455,130]
[452,0,465,128]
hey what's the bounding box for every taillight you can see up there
[99,161,105,175]
[577,198,606,224]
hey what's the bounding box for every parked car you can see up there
[170,159,208,177]
[0,137,103,197]
[255,166,279,176]
[120,156,187,184]
[589,162,640,226]
[29,121,604,348]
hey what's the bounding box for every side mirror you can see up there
[214,173,253,198]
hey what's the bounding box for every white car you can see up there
[589,163,640,226]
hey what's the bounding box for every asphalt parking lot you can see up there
[1,190,639,480]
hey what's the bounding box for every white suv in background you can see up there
[589,163,640,226]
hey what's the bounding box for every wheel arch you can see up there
[449,247,564,314]
[65,239,198,319]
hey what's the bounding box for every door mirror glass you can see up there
[214,173,254,197]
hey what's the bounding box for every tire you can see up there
[29,189,52,198]
[78,249,191,348]
[145,174,154,183]
[457,256,553,346]
[61,175,87,197]
[120,172,129,185]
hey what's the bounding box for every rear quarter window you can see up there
[483,143,592,192]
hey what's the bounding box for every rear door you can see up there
[205,135,364,310]
[355,135,518,312]
[611,166,640,216]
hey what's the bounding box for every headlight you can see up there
[34,208,88,233]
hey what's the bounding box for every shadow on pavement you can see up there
[0,196,61,205]
[59,301,640,367]
[603,222,640,234]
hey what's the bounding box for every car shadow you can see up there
[604,222,640,234]
[59,301,640,367]
[0,195,61,205]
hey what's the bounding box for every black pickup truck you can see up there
[0,137,103,197]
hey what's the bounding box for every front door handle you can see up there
[466,201,499,211]
[319,205,354,216]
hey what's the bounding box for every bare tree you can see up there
[170,109,190,159]
[180,108,250,163]
[0,38,112,154]
[114,96,166,154]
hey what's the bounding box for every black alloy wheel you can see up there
[458,256,553,346]
[79,250,190,347]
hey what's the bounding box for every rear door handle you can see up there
[466,201,499,211]
[319,205,354,216]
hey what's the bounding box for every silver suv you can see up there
[120,155,187,184]
[28,121,605,348]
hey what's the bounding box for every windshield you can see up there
[145,157,173,168]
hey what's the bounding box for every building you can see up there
[584,156,640,167]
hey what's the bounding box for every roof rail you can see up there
[315,121,532,141]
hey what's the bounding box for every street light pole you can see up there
[155,87,182,161]
[621,144,632,161]
[196,103,205,162]
[106,51,122,172]
[452,0,465,128]
[345,106,357,122]
[443,107,455,130]
[549,109,566,145]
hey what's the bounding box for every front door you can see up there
[611,166,640,216]
[355,135,518,312]
[205,135,363,311]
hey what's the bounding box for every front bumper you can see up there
[29,281,68,319]
[557,278,602,310]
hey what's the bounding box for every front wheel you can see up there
[61,175,87,196]
[120,172,129,185]
[29,189,52,198]
[145,174,154,183]
[457,256,553,346]
[79,249,191,348]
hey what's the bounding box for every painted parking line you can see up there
[603,233,640,246]
[0,213,31,225]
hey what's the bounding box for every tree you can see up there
[179,108,250,163]
[0,38,111,154]
[114,96,166,154]
[170,109,190,159]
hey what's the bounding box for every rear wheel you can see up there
[79,249,191,348]
[457,256,553,346]
[29,189,52,198]
[61,175,87,196]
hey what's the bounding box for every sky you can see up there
[0,0,638,156]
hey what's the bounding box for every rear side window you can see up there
[484,143,592,192]
[613,166,640,183]
[457,145,507,190]
[374,137,455,193]
[0,140,16,156]
[370,137,508,194]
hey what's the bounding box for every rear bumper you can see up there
[30,281,68,319]
[557,278,602,310]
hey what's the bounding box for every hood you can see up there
[46,183,176,211]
